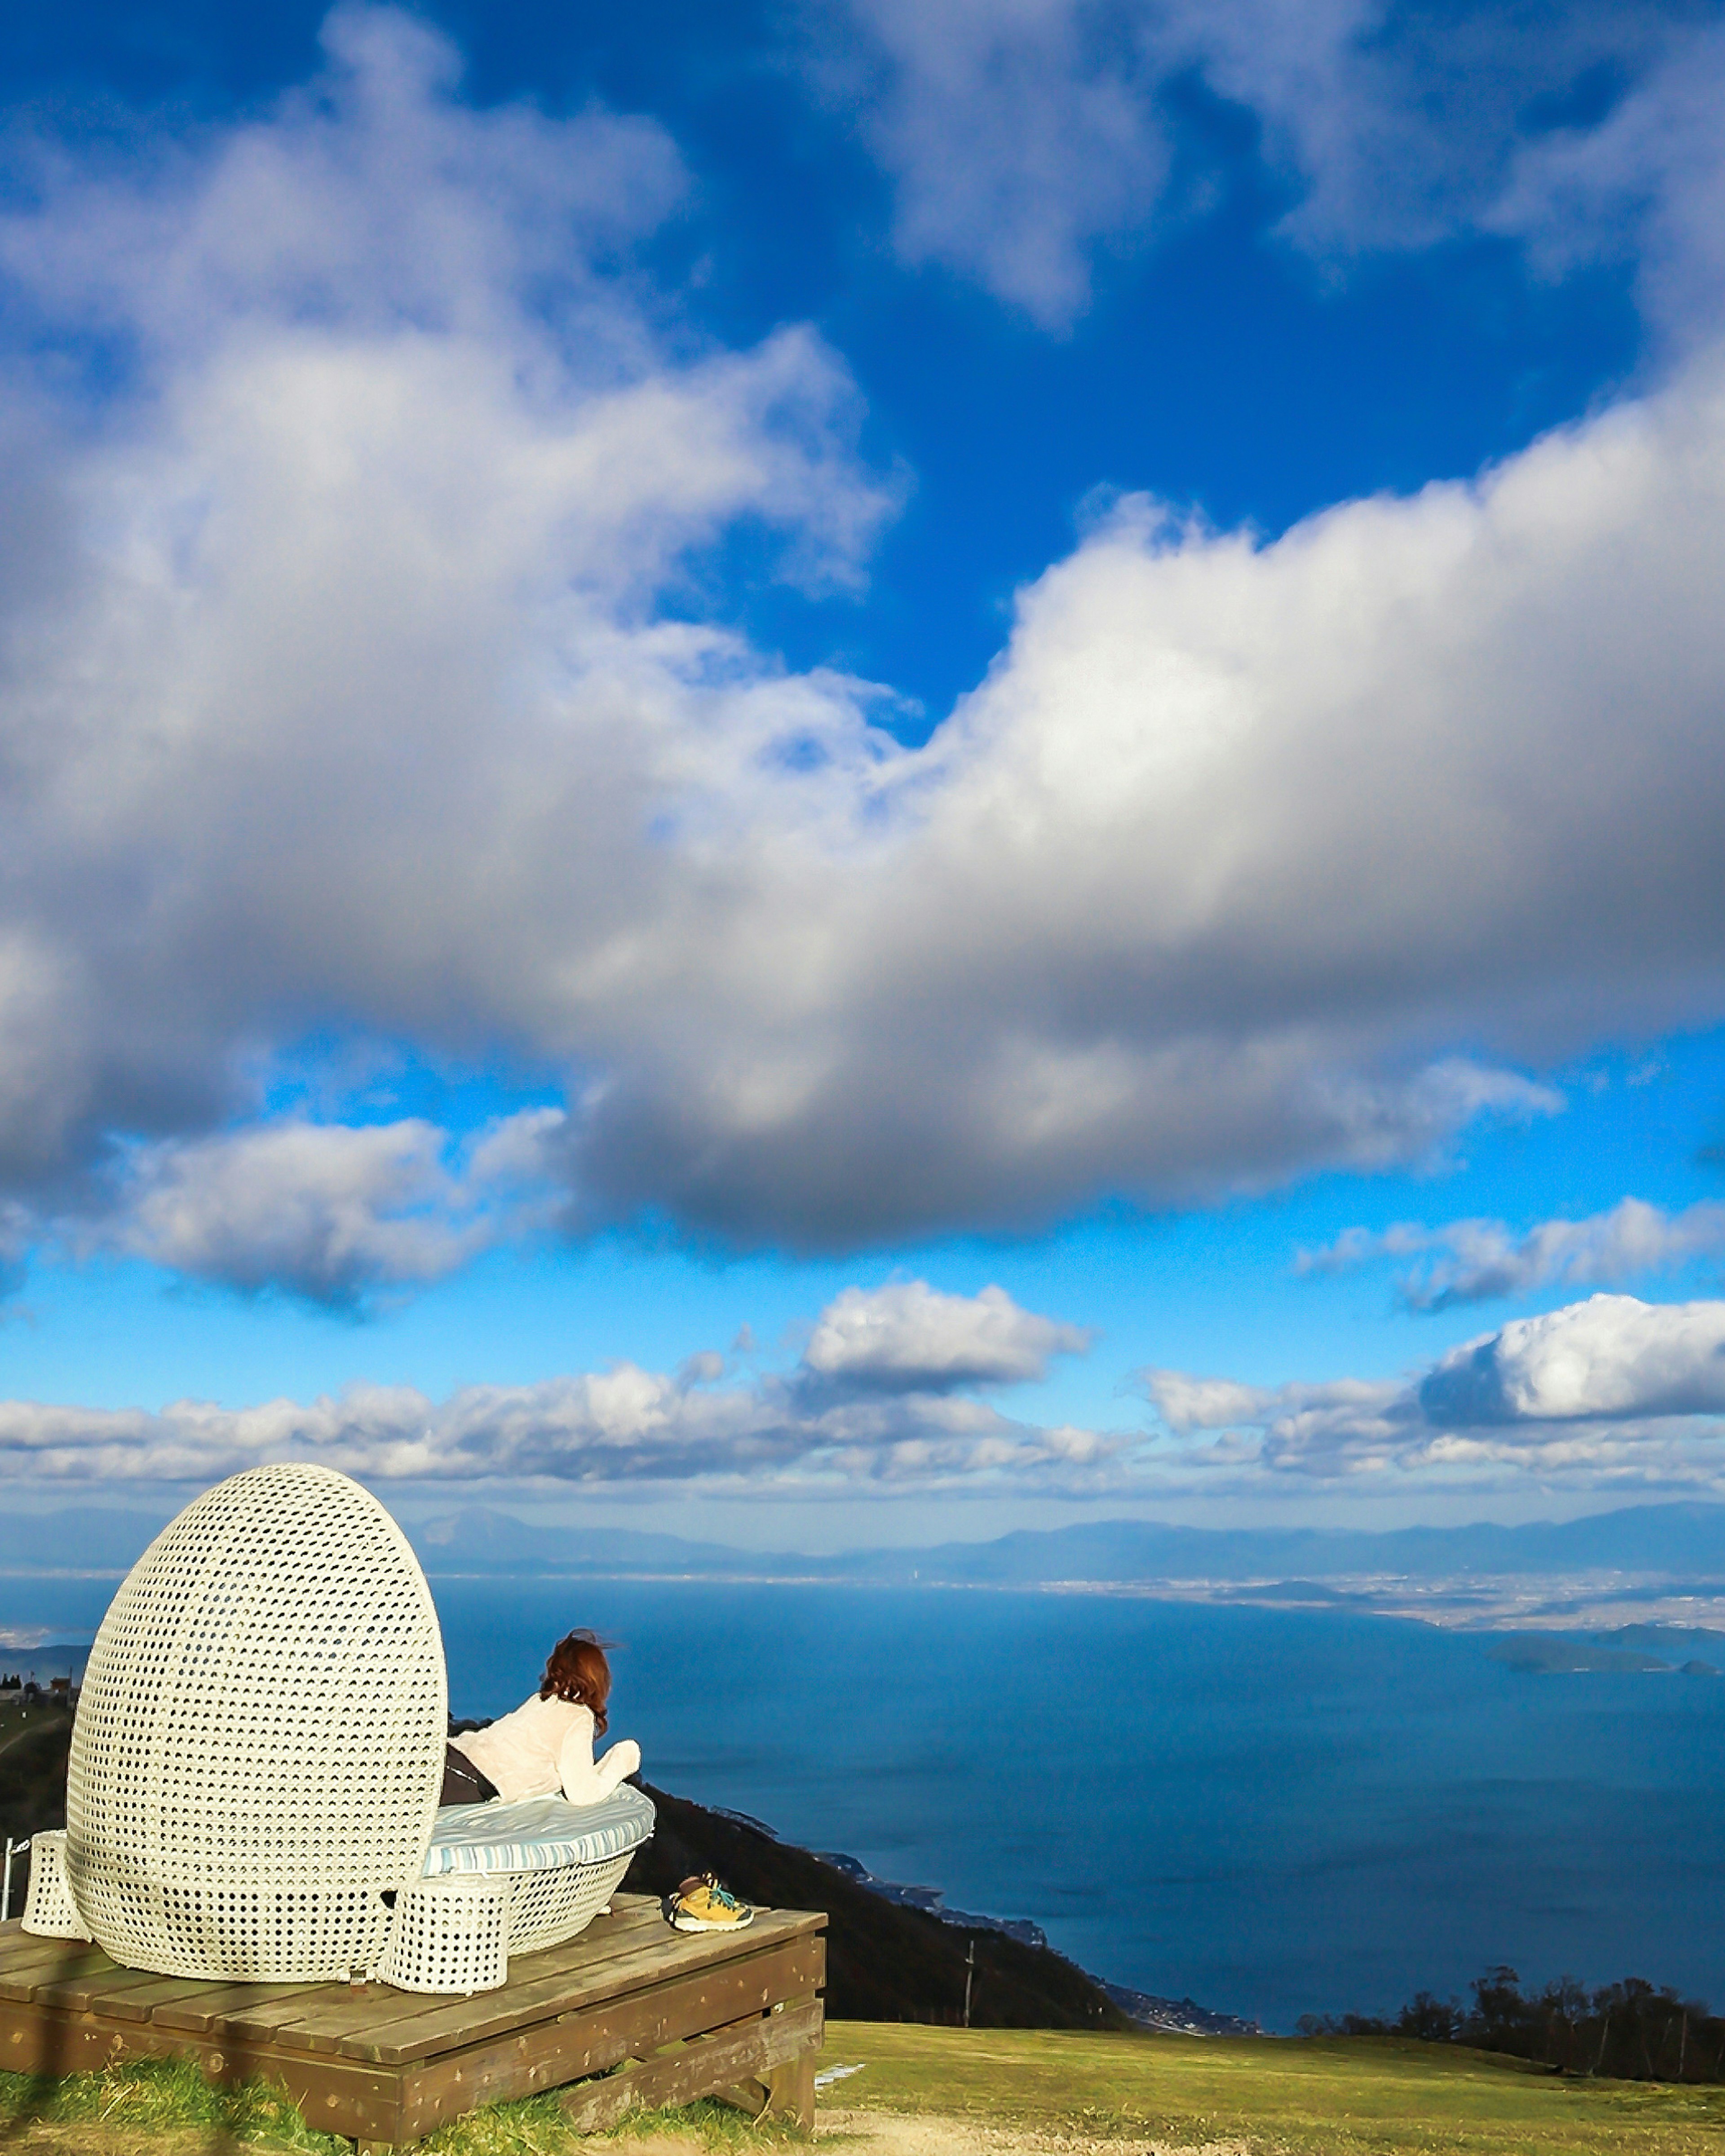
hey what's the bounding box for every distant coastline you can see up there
[15,1496,1725,1630]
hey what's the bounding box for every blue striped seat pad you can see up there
[422,1787,656,1876]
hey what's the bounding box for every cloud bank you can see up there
[1300,1197,1725,1310]
[6,12,1725,1294]
[1145,1293,1725,1484]
[18,1286,1725,1498]
[0,1281,1106,1486]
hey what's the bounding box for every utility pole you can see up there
[963,1938,975,2029]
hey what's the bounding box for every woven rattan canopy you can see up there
[67,1462,448,1982]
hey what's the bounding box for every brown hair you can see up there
[539,1630,613,1735]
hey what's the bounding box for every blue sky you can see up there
[4,0,1725,1542]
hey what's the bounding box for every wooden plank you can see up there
[30,1962,186,2022]
[0,1942,115,2003]
[0,1926,107,1967]
[100,1975,249,2018]
[263,1919,674,2057]
[390,1949,823,2138]
[151,1980,339,2038]
[283,1904,823,2064]
[374,1933,821,2076]
[215,1986,374,2046]
[109,1975,287,2024]
[368,1910,820,2065]
[557,1997,823,2134]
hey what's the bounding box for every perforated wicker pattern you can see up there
[372,1849,636,1993]
[375,1875,511,1994]
[503,1848,634,1955]
[66,1463,447,1982]
[20,1829,92,1940]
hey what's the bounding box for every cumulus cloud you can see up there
[801,1280,1092,1390]
[74,1109,568,1305]
[10,12,1725,1289]
[0,1281,1113,1486]
[1301,1197,1725,1310]
[800,0,1173,327]
[1144,1293,1725,1484]
[1419,1294,1725,1426]
[801,0,1712,327]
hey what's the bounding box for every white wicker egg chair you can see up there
[62,1462,447,1984]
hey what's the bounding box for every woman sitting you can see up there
[441,1630,641,1808]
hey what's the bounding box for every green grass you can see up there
[0,2056,805,2154]
[818,2021,1725,2152]
[12,2025,1725,2153]
[0,2055,345,2149]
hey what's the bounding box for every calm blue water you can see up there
[16,1574,1725,2032]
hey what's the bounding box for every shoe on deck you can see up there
[669,1873,755,1931]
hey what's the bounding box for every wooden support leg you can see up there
[560,2000,822,2134]
[762,2045,815,2130]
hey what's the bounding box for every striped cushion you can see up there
[423,1785,656,1876]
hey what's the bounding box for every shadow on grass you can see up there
[1,2065,811,2156]
[0,2055,344,2156]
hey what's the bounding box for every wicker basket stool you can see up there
[19,1830,92,1940]
[375,1874,512,1995]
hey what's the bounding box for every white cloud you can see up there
[1144,1294,1725,1486]
[1491,21,1725,349]
[801,0,1709,328]
[1301,1197,1725,1309]
[15,1286,1725,1496]
[0,1281,1114,1486]
[1419,1293,1725,1426]
[803,0,1173,327]
[73,1109,567,1305]
[801,1280,1092,1389]
[8,13,1725,1289]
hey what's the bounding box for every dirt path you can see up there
[0,2122,1252,2156]
[808,2112,1250,2156]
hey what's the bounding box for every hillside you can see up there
[624,1779,1129,2028]
[0,1699,72,1851]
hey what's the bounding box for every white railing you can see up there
[1,1836,31,1923]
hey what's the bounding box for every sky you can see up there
[4,0,1725,1546]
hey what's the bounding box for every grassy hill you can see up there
[819,2021,1725,2153]
[0,1698,73,1850]
[9,2021,1725,2154]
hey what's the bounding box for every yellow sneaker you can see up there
[669,1872,755,1932]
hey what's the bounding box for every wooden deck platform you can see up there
[0,1895,825,2147]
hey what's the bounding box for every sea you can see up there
[13,1574,1725,2034]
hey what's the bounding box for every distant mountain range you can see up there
[15,1497,1725,1590]
[410,1500,1725,1586]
